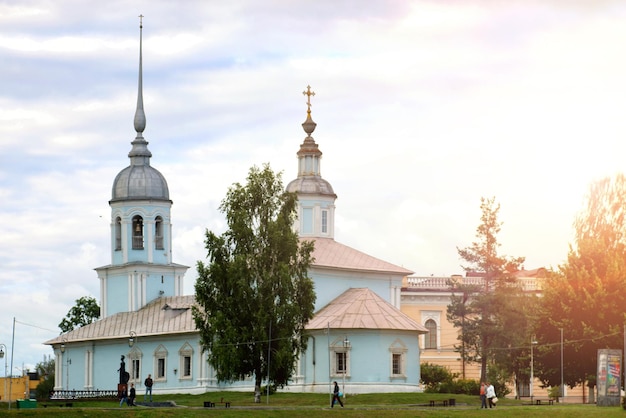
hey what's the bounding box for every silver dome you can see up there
[286,176,336,197]
[111,164,170,202]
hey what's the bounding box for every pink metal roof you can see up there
[45,295,196,345]
[306,288,427,333]
[306,237,413,275]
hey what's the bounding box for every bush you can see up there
[420,363,480,395]
[420,363,456,392]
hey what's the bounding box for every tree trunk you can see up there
[480,334,487,383]
[254,376,262,403]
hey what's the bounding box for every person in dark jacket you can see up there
[144,374,153,401]
[331,381,344,408]
[127,383,136,406]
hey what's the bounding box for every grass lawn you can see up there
[0,392,624,417]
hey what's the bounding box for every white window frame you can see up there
[154,344,168,381]
[321,210,328,234]
[178,342,194,380]
[389,339,407,379]
[330,337,351,378]
[128,347,142,384]
[424,319,438,350]
[420,311,441,350]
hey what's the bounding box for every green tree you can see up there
[35,355,55,400]
[447,197,526,383]
[419,362,456,392]
[193,164,316,403]
[58,296,100,333]
[535,174,626,395]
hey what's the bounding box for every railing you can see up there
[49,389,119,400]
[405,275,542,292]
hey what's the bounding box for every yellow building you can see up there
[0,374,40,403]
[399,268,587,402]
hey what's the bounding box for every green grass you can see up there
[1,392,624,417]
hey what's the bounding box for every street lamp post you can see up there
[0,344,7,410]
[60,337,72,390]
[327,322,331,406]
[129,331,137,383]
[530,337,538,404]
[342,336,350,399]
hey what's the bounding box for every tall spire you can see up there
[128,14,151,165]
[134,14,146,136]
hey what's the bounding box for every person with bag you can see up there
[331,381,344,408]
[486,382,496,408]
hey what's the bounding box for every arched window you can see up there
[132,216,144,250]
[115,217,122,250]
[155,216,164,250]
[425,319,437,349]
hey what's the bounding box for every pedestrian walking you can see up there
[119,386,128,407]
[486,382,496,408]
[480,382,487,409]
[127,383,136,406]
[331,381,344,408]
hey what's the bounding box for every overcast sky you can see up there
[2,0,626,373]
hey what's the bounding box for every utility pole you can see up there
[560,328,564,401]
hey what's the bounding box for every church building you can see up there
[44,22,427,396]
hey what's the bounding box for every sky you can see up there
[2,0,626,374]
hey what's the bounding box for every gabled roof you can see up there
[306,237,413,275]
[45,295,196,345]
[306,288,427,333]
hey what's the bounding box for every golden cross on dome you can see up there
[302,85,315,113]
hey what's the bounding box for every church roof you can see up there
[44,296,196,345]
[306,288,427,333]
[306,237,413,275]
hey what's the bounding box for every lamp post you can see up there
[0,344,7,410]
[327,322,331,406]
[530,337,537,404]
[342,336,350,399]
[60,337,69,390]
[129,332,137,383]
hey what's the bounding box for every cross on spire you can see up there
[139,14,144,28]
[302,85,315,113]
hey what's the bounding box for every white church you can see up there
[45,22,427,396]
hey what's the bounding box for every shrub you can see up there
[420,363,456,392]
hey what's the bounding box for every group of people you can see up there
[119,374,154,407]
[479,381,497,409]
